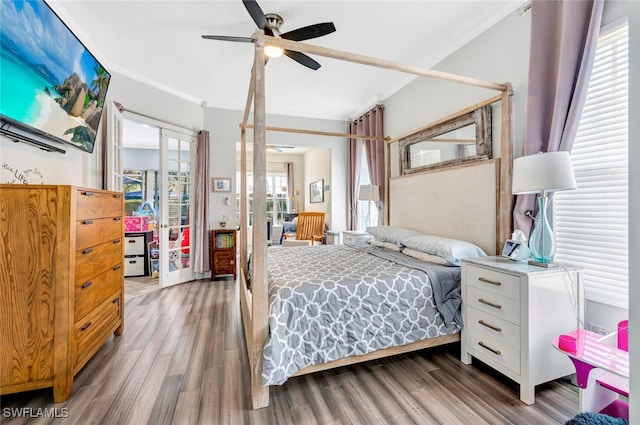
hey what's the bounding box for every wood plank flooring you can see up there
[1,279,579,424]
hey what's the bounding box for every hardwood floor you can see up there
[1,279,579,424]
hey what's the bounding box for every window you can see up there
[554,24,628,308]
[236,172,288,227]
[358,147,379,231]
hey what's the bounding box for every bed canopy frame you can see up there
[237,30,513,409]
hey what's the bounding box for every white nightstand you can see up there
[341,230,372,245]
[460,256,583,405]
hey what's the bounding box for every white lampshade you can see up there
[358,184,380,201]
[512,151,577,194]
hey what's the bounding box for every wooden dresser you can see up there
[0,185,124,402]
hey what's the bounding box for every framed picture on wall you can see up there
[310,179,324,203]
[212,177,231,192]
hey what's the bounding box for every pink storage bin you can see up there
[124,216,149,232]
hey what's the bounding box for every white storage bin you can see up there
[124,256,145,277]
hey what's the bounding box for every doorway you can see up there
[120,117,196,290]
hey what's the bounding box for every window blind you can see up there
[554,24,629,308]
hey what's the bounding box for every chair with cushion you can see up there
[282,212,326,246]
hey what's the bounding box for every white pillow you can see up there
[401,234,486,266]
[369,238,402,252]
[366,225,422,247]
[402,248,450,266]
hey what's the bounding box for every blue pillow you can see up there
[401,234,486,266]
[366,225,422,247]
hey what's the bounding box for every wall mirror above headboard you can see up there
[398,105,492,175]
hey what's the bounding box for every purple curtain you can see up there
[284,162,294,212]
[193,130,210,273]
[348,126,362,230]
[362,105,385,224]
[513,0,604,236]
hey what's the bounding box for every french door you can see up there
[159,129,196,288]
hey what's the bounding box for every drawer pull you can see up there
[113,264,121,271]
[229,260,234,265]
[114,239,121,244]
[478,298,502,310]
[114,194,122,199]
[81,321,92,331]
[82,248,93,255]
[479,277,502,286]
[82,191,94,197]
[114,217,122,221]
[478,341,501,356]
[113,297,121,304]
[129,260,137,264]
[128,239,136,243]
[479,320,502,332]
[81,281,93,289]
[82,220,94,225]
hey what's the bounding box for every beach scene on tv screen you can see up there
[0,0,110,152]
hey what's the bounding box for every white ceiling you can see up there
[52,0,524,122]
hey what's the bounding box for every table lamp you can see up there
[512,151,577,266]
[358,184,380,228]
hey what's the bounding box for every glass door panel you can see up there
[160,129,195,287]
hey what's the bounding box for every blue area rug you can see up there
[566,412,628,425]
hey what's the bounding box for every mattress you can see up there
[262,243,461,385]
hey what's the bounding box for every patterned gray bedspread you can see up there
[262,243,461,385]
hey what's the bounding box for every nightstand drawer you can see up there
[467,306,520,350]
[468,330,521,375]
[466,286,520,325]
[465,265,520,301]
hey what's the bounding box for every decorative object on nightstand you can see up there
[512,151,577,266]
[460,256,582,405]
[210,229,237,279]
[358,184,380,228]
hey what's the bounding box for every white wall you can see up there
[303,148,331,225]
[204,107,349,232]
[385,3,630,341]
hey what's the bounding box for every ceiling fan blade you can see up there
[283,50,321,70]
[280,22,336,41]
[242,0,268,30]
[201,35,254,43]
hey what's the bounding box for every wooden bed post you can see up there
[498,84,514,252]
[250,29,270,409]
[240,128,248,278]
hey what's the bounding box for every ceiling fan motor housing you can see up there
[264,13,283,34]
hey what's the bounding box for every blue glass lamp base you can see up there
[529,196,556,264]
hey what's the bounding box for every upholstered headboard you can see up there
[389,159,499,255]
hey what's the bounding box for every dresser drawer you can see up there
[467,329,521,375]
[76,189,123,220]
[467,306,520,350]
[465,265,520,301]
[76,217,123,251]
[75,239,123,283]
[74,292,121,369]
[75,265,122,321]
[466,286,520,325]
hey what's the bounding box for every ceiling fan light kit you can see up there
[202,0,336,70]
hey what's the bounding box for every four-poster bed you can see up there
[238,30,514,409]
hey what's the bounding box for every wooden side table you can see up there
[210,229,237,279]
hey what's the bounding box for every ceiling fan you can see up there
[202,0,336,70]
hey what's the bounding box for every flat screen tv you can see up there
[0,0,111,153]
